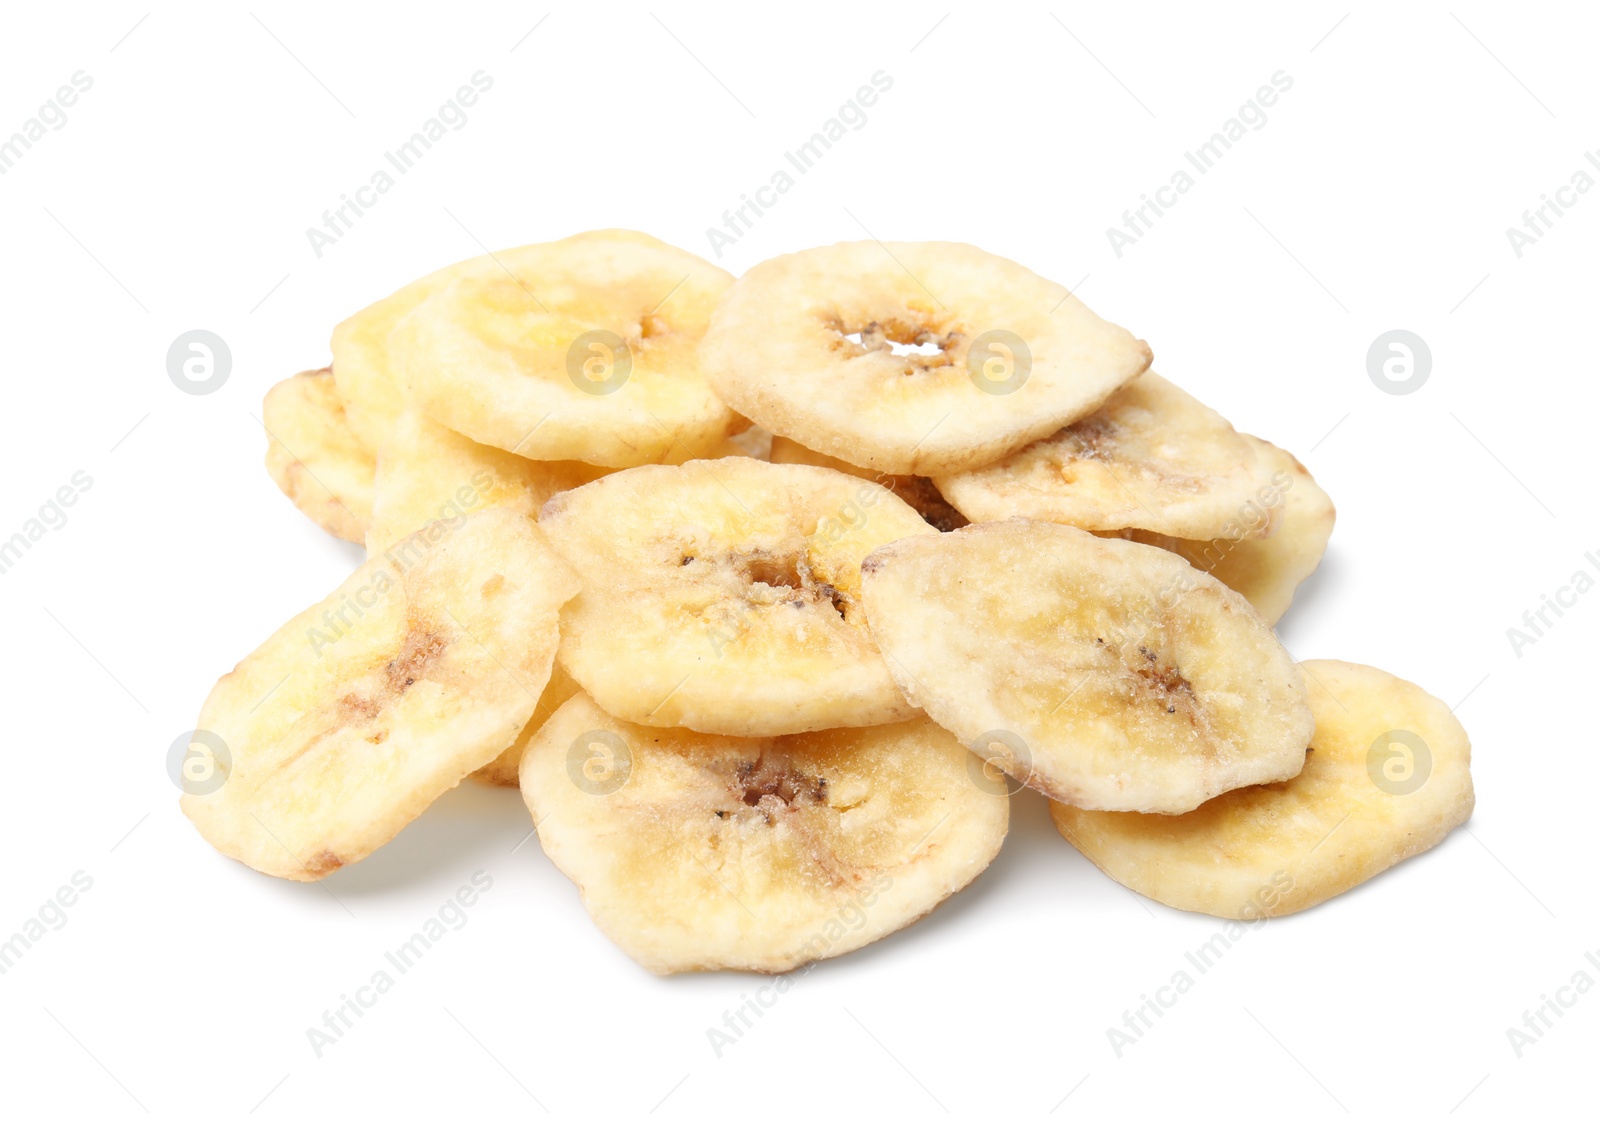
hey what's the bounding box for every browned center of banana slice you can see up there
[538,457,937,736]
[519,693,1009,974]
[700,240,1152,476]
[1051,659,1474,918]
[860,519,1314,814]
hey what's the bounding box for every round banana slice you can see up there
[1113,438,1335,626]
[538,457,936,736]
[1051,659,1474,918]
[180,510,579,880]
[365,409,603,557]
[472,661,582,787]
[519,692,1009,974]
[934,371,1280,539]
[700,240,1152,476]
[397,231,736,467]
[262,368,374,542]
[329,229,675,449]
[859,519,1313,814]
[770,435,967,532]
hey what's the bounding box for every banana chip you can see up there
[181,510,579,880]
[701,240,1151,476]
[519,693,1009,974]
[1113,438,1335,625]
[1051,660,1474,918]
[935,372,1279,540]
[539,457,935,736]
[860,520,1313,814]
[397,230,736,467]
[769,435,967,532]
[329,230,678,449]
[262,368,374,542]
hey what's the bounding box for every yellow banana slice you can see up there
[538,457,936,736]
[770,435,967,532]
[365,409,602,557]
[329,229,676,449]
[396,231,736,467]
[180,510,579,880]
[860,519,1313,814]
[262,368,373,542]
[935,372,1280,539]
[1112,438,1335,625]
[700,240,1152,476]
[1051,659,1474,918]
[518,692,1009,974]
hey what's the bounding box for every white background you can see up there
[0,2,1592,1123]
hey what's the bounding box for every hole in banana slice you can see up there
[834,317,962,370]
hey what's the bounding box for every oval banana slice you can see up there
[934,372,1280,540]
[700,240,1152,476]
[770,434,967,532]
[397,231,736,467]
[539,457,936,736]
[365,409,603,557]
[180,510,579,880]
[262,368,374,542]
[859,519,1313,814]
[1113,438,1335,625]
[1051,659,1474,918]
[519,692,1009,974]
[329,229,676,449]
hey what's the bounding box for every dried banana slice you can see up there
[397,231,736,467]
[700,240,1151,476]
[934,372,1279,539]
[770,435,967,532]
[519,692,1009,974]
[539,457,935,736]
[262,368,374,542]
[1112,438,1334,626]
[329,229,675,449]
[1051,659,1474,918]
[180,510,579,880]
[365,409,602,556]
[471,661,582,787]
[860,519,1313,814]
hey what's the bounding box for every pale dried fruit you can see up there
[539,457,935,736]
[472,661,582,787]
[329,230,677,449]
[397,230,736,467]
[365,409,602,556]
[180,510,579,880]
[859,519,1313,814]
[519,692,1009,973]
[262,368,374,542]
[770,435,967,532]
[1111,438,1335,626]
[1051,659,1474,918]
[935,372,1279,540]
[700,240,1152,475]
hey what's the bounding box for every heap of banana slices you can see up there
[188,230,1475,974]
